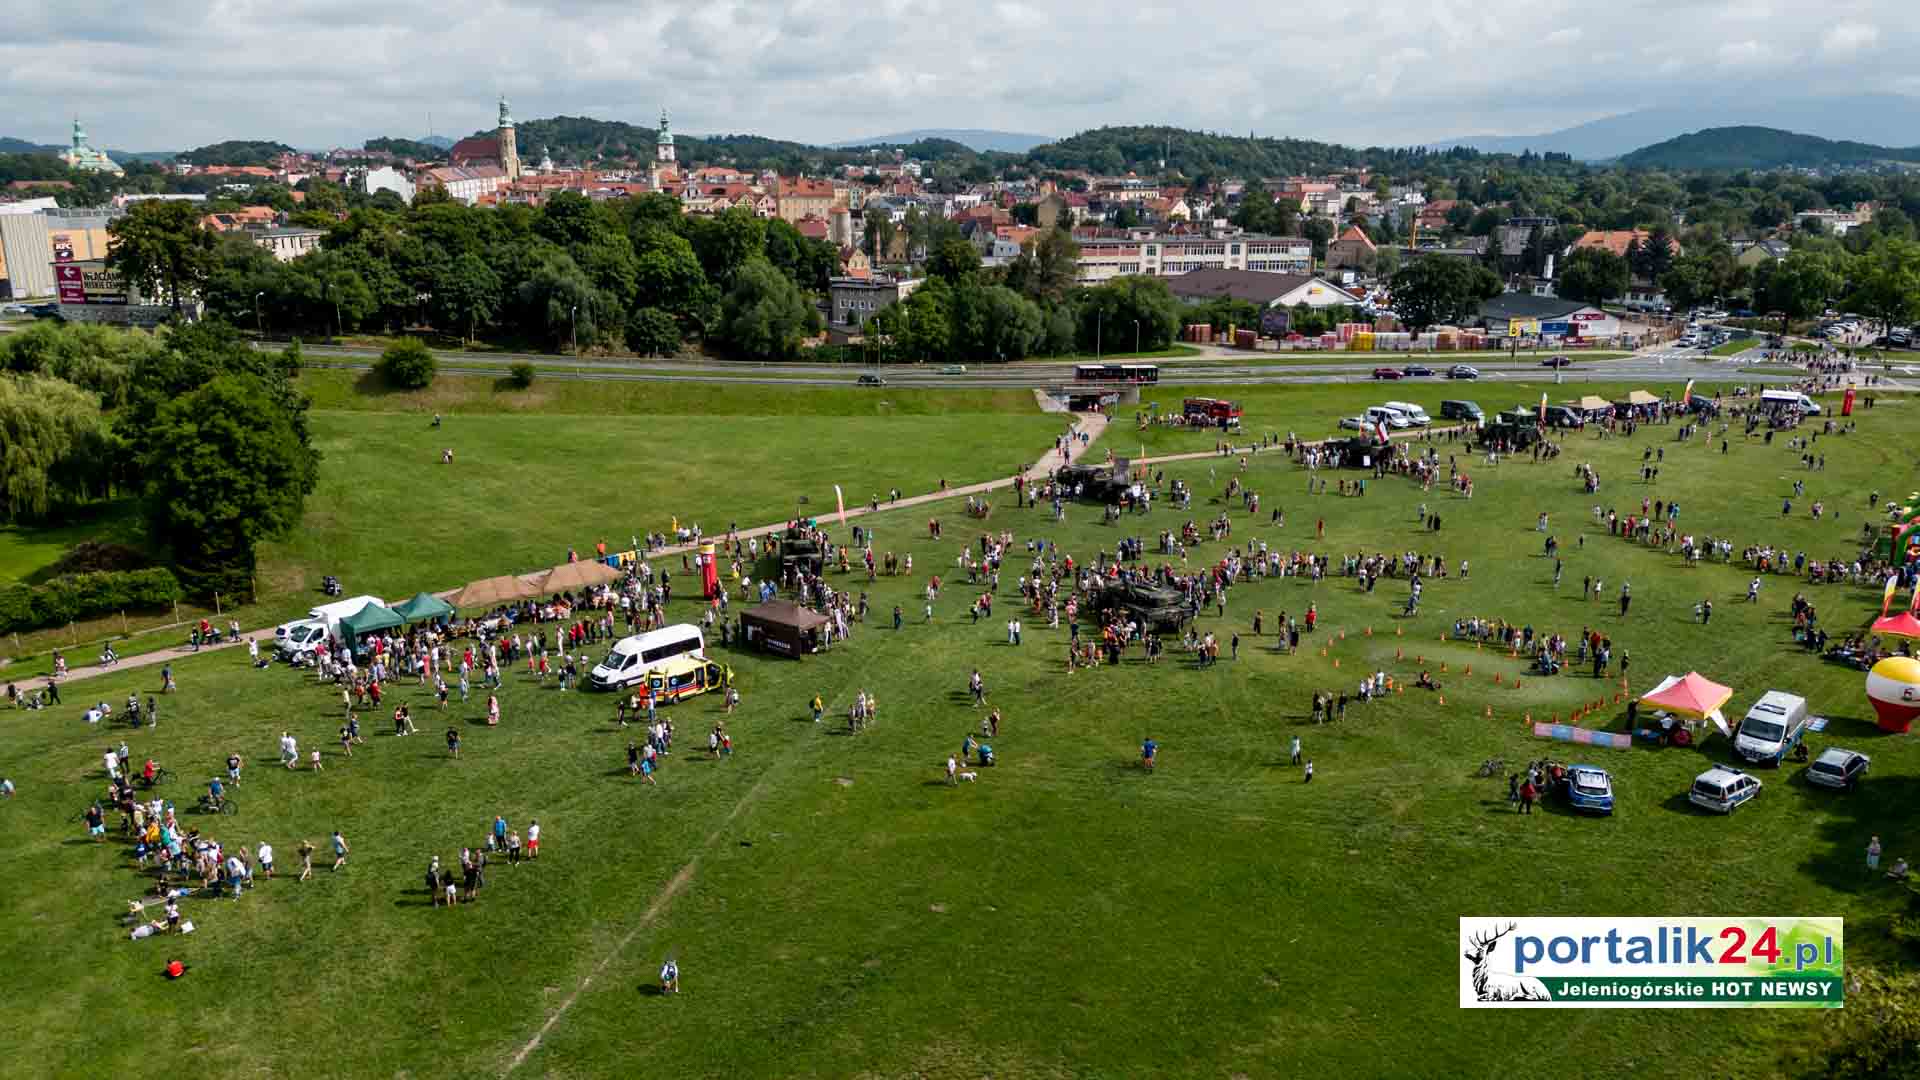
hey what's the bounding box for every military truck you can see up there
[1089,578,1191,633]
[777,533,825,576]
[1055,463,1133,504]
[1477,410,1544,450]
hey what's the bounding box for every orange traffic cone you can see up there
[1513,679,1523,691]
[1396,648,1404,660]
[1464,665,1472,676]
[1333,658,1340,668]
[1484,705,1493,718]
[1525,712,1532,724]
[1366,626,1373,636]
[1494,673,1503,684]
[1438,694,1446,705]
[1340,630,1346,640]
[1396,627,1403,636]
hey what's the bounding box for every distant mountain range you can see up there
[1619,126,1920,171]
[1435,95,1920,161]
[417,135,454,150]
[833,129,1053,154]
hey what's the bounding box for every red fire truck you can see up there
[1183,397,1243,427]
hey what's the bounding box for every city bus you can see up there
[1073,363,1160,384]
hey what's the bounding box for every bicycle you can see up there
[150,767,176,787]
[197,794,237,816]
[1477,757,1506,778]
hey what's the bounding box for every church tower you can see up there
[656,108,675,164]
[498,95,521,182]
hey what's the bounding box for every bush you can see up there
[625,307,681,357]
[376,337,437,389]
[0,567,180,634]
[507,362,536,388]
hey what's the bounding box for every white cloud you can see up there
[1821,21,1880,58]
[0,0,1915,150]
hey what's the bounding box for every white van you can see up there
[1383,401,1432,426]
[1734,691,1810,766]
[1364,405,1411,430]
[589,624,707,691]
[1760,389,1820,415]
[275,595,382,657]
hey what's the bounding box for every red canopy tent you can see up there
[1641,672,1736,738]
[1871,612,1920,639]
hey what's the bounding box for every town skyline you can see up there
[4,0,1918,153]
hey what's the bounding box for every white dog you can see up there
[958,772,979,782]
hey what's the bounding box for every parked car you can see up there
[1689,765,1761,813]
[856,374,886,386]
[1338,415,1367,430]
[1371,367,1403,380]
[1562,764,1616,815]
[1805,748,1869,791]
[1540,355,1573,368]
[1446,365,1479,379]
[940,365,967,374]
[1401,364,1434,377]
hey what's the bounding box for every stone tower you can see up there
[498,95,521,182]
[656,108,675,164]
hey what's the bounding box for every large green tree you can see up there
[431,252,501,343]
[105,198,217,314]
[716,257,816,360]
[1079,275,1180,354]
[1556,247,1631,305]
[141,373,319,598]
[1846,238,1920,332]
[1763,250,1844,327]
[1387,256,1502,331]
[0,373,111,520]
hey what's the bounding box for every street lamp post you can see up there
[570,305,579,356]
[1133,319,1140,354]
[1096,318,1102,361]
[254,291,265,336]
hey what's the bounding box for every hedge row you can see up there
[0,568,181,634]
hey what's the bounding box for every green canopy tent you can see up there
[338,600,404,643]
[393,591,455,624]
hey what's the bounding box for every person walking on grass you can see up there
[527,820,540,860]
[1303,759,1314,783]
[331,830,350,870]
[446,727,461,758]
[811,694,824,724]
[1519,778,1537,814]
[946,755,959,785]
[969,669,985,706]
[1290,735,1302,766]
[298,839,316,882]
[487,694,501,727]
[1869,835,1883,874]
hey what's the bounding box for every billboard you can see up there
[1540,321,1571,335]
[53,260,129,306]
[1260,308,1292,337]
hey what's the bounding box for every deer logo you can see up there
[1465,922,1553,1002]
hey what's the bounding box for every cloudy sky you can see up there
[3,0,1917,151]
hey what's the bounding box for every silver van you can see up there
[1734,691,1809,766]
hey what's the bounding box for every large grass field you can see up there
[6,390,1918,1077]
[0,373,1066,660]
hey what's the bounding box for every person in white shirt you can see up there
[103,748,119,778]
[280,732,298,769]
[257,841,274,877]
[248,638,260,663]
[526,820,540,860]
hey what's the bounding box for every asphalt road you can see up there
[278,340,1868,390]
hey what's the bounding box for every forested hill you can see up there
[1620,126,1920,171]
[1021,125,1503,180]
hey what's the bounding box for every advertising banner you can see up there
[1460,917,1843,1008]
[52,260,129,306]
